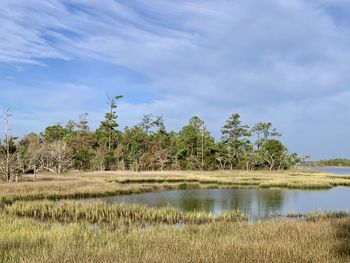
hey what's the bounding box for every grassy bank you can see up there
[4,201,248,226]
[1,170,350,263]
[3,199,349,224]
[0,213,349,263]
[1,170,350,203]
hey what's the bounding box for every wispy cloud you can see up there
[1,0,350,159]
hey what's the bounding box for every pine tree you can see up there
[100,95,123,150]
[221,113,251,169]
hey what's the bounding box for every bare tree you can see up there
[201,121,205,171]
[25,134,42,180]
[262,151,276,171]
[93,145,107,172]
[215,153,227,170]
[38,141,73,174]
[0,109,23,182]
[3,109,12,181]
[152,146,169,171]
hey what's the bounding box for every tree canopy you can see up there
[0,96,307,181]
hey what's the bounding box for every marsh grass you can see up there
[5,201,248,226]
[328,175,350,180]
[0,197,13,211]
[0,214,349,263]
[259,181,333,189]
[1,170,350,262]
[304,211,350,222]
[1,170,350,204]
[286,211,350,221]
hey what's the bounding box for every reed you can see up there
[304,211,349,222]
[286,211,350,221]
[216,210,249,222]
[0,214,349,263]
[332,181,350,187]
[4,201,248,226]
[327,175,350,180]
[0,197,13,209]
[1,170,349,262]
[113,177,203,184]
[1,170,350,204]
[259,181,333,189]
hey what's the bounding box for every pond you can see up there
[307,167,350,176]
[89,187,350,220]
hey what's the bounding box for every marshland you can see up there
[1,170,350,262]
[4,0,350,262]
[0,110,349,262]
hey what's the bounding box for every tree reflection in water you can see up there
[99,187,350,220]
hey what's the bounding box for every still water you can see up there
[308,167,350,176]
[92,187,350,220]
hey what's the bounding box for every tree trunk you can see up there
[34,165,37,181]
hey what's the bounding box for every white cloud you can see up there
[1,0,350,159]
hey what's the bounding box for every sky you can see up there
[1,0,350,160]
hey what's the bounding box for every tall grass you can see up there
[259,181,333,189]
[304,211,350,222]
[0,197,13,209]
[5,201,248,226]
[1,170,350,262]
[1,171,350,204]
[0,214,349,263]
[286,211,350,221]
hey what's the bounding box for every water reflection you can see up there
[99,187,350,220]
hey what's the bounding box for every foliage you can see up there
[308,158,350,167]
[0,97,308,180]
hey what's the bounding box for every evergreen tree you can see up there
[251,122,281,149]
[100,95,123,150]
[0,99,301,178]
[221,113,251,169]
[42,124,68,143]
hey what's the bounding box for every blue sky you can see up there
[1,0,350,160]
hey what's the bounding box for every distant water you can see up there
[306,167,350,176]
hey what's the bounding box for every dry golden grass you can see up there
[5,201,248,225]
[0,170,349,262]
[0,214,349,263]
[1,170,349,203]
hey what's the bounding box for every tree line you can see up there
[0,95,308,181]
[307,159,350,167]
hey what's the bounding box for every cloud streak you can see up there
[1,0,350,159]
